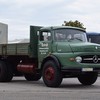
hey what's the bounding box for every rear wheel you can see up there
[24,73,41,81]
[42,60,62,87]
[0,61,7,82]
[6,62,13,82]
[0,61,13,82]
[78,72,98,85]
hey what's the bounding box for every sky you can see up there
[0,0,100,40]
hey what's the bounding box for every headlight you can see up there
[75,56,82,63]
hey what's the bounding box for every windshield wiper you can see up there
[75,38,83,41]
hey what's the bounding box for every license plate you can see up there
[82,68,93,72]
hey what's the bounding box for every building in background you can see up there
[0,22,8,44]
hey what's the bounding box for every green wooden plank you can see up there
[16,43,29,55]
[0,45,2,54]
[7,44,17,55]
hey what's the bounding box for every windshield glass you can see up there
[54,29,87,42]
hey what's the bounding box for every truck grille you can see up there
[81,55,100,63]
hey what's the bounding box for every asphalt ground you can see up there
[0,76,100,100]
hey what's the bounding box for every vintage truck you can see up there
[0,26,100,87]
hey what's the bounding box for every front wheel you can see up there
[42,60,62,87]
[78,72,98,85]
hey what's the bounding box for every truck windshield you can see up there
[54,29,87,42]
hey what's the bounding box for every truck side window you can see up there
[40,31,51,41]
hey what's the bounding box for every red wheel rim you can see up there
[45,66,55,81]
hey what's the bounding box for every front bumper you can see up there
[61,67,100,73]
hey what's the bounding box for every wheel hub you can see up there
[45,67,55,81]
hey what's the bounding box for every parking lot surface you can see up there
[0,76,100,100]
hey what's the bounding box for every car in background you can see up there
[87,32,100,44]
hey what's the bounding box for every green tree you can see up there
[62,20,86,30]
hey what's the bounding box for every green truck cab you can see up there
[0,26,100,87]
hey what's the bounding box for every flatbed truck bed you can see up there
[0,43,29,56]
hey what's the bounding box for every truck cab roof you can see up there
[40,26,86,32]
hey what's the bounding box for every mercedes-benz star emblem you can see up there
[93,55,98,63]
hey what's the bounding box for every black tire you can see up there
[6,62,13,82]
[0,61,13,82]
[42,60,62,87]
[24,73,41,81]
[78,72,98,85]
[0,61,8,82]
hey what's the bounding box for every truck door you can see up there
[38,31,52,64]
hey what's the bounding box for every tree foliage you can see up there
[62,20,86,30]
